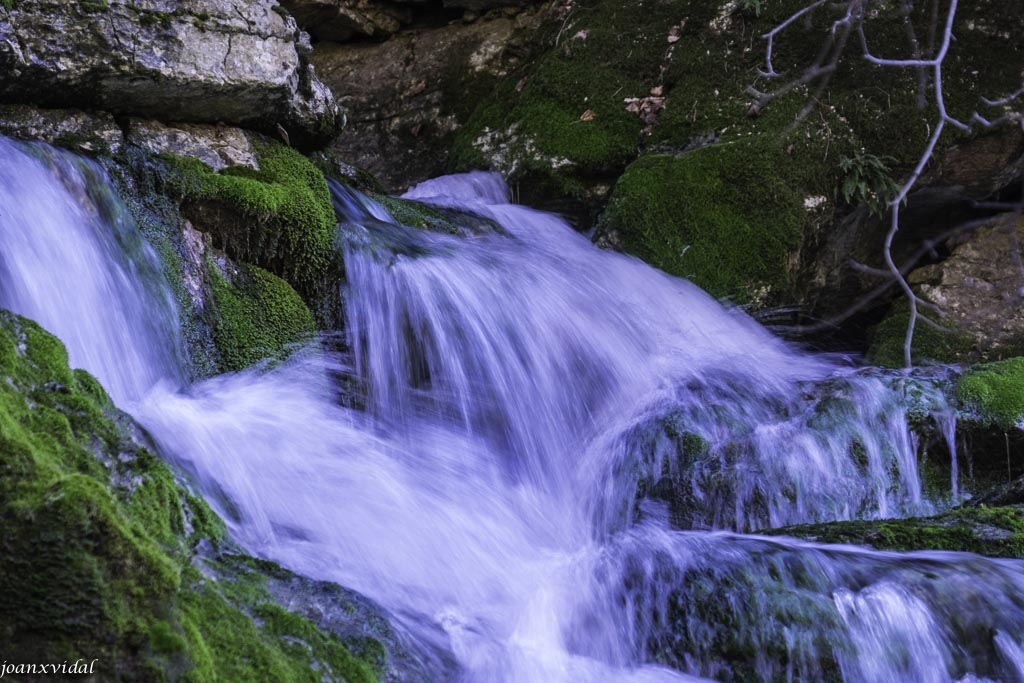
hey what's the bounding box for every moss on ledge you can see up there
[867,305,976,368]
[207,262,317,373]
[0,308,379,681]
[594,142,805,303]
[958,358,1024,429]
[162,142,337,307]
[768,506,1024,559]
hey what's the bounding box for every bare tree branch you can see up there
[751,0,1024,366]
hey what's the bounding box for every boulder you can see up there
[312,10,539,190]
[799,126,1024,341]
[868,213,1024,366]
[0,0,340,148]
[913,214,1024,356]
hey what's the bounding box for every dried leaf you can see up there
[573,30,588,40]
[515,78,527,93]
[650,85,664,97]
[580,109,596,122]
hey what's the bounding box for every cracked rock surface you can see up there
[0,0,339,146]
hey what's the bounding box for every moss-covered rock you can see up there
[372,194,505,237]
[206,261,317,373]
[593,141,806,302]
[453,0,1022,311]
[958,358,1024,429]
[450,0,673,211]
[163,141,339,314]
[0,308,381,681]
[769,506,1024,559]
[867,304,976,368]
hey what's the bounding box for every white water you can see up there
[4,137,1024,682]
[0,137,183,404]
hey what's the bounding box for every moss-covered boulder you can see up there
[593,141,806,303]
[451,0,677,214]
[163,140,339,316]
[867,303,976,368]
[769,506,1024,559]
[453,0,1023,306]
[958,358,1024,429]
[0,308,383,681]
[206,261,318,373]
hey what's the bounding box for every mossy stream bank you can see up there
[0,308,404,682]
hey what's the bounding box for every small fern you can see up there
[839,150,900,217]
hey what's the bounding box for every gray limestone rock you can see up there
[0,0,340,147]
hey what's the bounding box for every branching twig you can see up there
[752,0,1024,366]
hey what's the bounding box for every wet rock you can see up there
[248,555,461,682]
[769,506,1024,559]
[0,0,340,148]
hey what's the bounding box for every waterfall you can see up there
[0,137,183,405]
[3,136,1024,682]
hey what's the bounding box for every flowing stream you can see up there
[2,135,1024,682]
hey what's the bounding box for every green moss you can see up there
[104,147,222,381]
[451,0,678,193]
[0,0,15,11]
[179,564,378,683]
[958,358,1024,429]
[594,141,805,302]
[455,0,1020,279]
[868,306,976,368]
[770,506,1024,558]
[163,142,338,307]
[207,262,317,373]
[0,311,183,667]
[0,308,380,680]
[371,195,504,236]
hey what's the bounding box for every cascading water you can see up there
[3,135,1024,682]
[0,137,183,405]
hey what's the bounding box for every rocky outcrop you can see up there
[0,103,124,154]
[912,214,1024,356]
[800,126,1024,342]
[868,212,1024,366]
[0,0,340,148]
[312,9,541,190]
[769,506,1024,559]
[449,0,1023,304]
